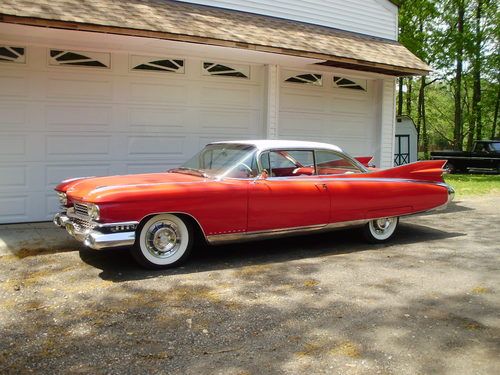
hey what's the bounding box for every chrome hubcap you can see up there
[373,218,393,234]
[145,220,181,258]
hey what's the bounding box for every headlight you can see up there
[87,204,100,220]
[57,192,67,206]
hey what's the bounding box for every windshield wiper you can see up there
[168,167,209,178]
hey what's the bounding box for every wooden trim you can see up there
[0,14,428,76]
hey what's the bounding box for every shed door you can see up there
[394,135,410,166]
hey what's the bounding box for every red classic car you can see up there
[54,140,454,269]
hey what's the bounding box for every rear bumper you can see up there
[54,212,137,250]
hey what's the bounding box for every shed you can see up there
[395,115,418,165]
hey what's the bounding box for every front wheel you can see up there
[362,217,399,243]
[131,214,193,269]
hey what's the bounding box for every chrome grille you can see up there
[72,217,96,231]
[73,202,89,217]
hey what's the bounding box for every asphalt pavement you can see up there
[0,195,499,374]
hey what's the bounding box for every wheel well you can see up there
[136,212,208,246]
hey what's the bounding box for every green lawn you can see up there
[444,174,500,196]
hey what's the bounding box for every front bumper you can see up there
[54,212,137,250]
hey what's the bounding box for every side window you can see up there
[262,150,315,177]
[316,150,362,175]
[260,152,270,172]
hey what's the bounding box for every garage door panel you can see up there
[199,85,257,108]
[46,135,111,159]
[0,75,28,98]
[46,76,113,100]
[330,97,370,115]
[279,112,324,133]
[0,103,27,128]
[129,82,188,104]
[0,135,26,157]
[127,135,186,158]
[279,74,376,157]
[0,166,27,190]
[46,194,61,218]
[45,164,111,189]
[128,107,188,130]
[126,162,175,174]
[45,104,112,130]
[280,91,325,112]
[199,109,259,133]
[0,195,29,221]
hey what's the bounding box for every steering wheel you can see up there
[236,162,253,177]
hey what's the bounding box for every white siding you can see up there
[378,78,397,168]
[177,0,398,40]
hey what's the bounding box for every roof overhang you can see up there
[0,0,430,77]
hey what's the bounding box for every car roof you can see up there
[209,140,343,152]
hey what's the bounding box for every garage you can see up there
[0,46,264,222]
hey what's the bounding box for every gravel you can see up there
[1,195,499,374]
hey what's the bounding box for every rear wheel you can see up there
[363,217,399,243]
[131,214,193,269]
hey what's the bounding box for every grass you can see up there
[444,174,500,196]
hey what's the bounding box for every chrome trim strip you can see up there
[84,231,135,250]
[206,220,369,244]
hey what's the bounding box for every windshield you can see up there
[171,144,258,178]
[490,142,500,152]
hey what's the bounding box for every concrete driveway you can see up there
[0,195,499,374]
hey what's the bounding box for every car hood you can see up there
[62,172,207,202]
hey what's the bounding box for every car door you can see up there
[247,149,330,232]
[315,149,370,222]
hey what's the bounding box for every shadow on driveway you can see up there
[80,222,466,282]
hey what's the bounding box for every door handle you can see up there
[316,183,328,191]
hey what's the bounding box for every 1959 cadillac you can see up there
[54,140,454,269]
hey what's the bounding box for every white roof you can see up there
[210,140,343,152]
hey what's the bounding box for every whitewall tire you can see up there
[363,217,399,243]
[131,214,193,269]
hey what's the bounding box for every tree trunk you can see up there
[492,85,500,139]
[417,76,426,148]
[398,77,404,116]
[406,78,412,116]
[422,77,429,158]
[453,0,465,150]
[417,77,425,135]
[470,0,483,146]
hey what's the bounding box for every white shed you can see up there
[395,115,418,165]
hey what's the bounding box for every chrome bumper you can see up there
[53,212,137,250]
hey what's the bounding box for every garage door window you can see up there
[49,50,110,68]
[285,73,322,86]
[333,76,366,91]
[0,46,25,64]
[131,55,185,73]
[202,62,249,78]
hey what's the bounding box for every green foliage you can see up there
[444,174,500,196]
[397,0,499,151]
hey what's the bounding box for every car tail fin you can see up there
[355,156,374,167]
[368,160,448,182]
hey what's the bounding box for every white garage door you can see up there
[279,70,377,157]
[0,46,264,223]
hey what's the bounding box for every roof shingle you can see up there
[0,0,430,75]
